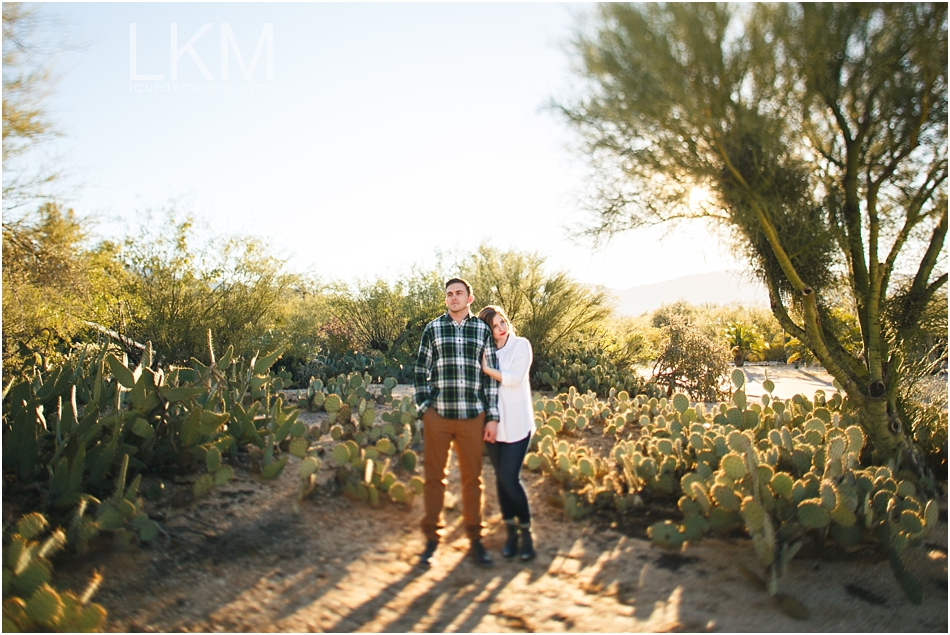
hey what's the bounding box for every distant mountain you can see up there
[611,271,769,317]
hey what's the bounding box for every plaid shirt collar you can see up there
[442,310,476,325]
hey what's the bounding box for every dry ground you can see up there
[40,388,947,634]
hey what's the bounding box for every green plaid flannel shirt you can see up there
[413,312,500,421]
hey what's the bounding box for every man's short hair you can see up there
[445,277,473,296]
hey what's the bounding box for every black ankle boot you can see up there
[502,520,519,559]
[519,523,535,561]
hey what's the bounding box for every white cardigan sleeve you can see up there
[500,337,533,387]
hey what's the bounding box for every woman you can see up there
[478,305,536,561]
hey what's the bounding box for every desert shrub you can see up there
[1,203,128,375]
[652,316,730,400]
[650,300,700,329]
[327,273,441,359]
[463,244,614,361]
[258,279,334,379]
[117,214,296,365]
[650,302,789,365]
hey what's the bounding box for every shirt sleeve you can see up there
[481,332,501,422]
[413,324,433,415]
[500,338,533,388]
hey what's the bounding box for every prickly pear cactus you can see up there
[2,512,108,632]
[526,371,936,605]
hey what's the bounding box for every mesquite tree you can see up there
[557,3,947,465]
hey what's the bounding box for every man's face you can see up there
[445,282,473,314]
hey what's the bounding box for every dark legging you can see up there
[485,435,531,524]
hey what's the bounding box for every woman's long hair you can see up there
[477,305,515,335]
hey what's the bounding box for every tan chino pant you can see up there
[420,408,485,543]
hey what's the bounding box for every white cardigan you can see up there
[493,334,535,443]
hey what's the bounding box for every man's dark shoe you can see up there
[418,539,438,568]
[502,520,519,559]
[470,540,493,566]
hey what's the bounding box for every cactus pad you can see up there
[25,584,63,627]
[711,484,741,512]
[332,444,349,467]
[770,472,794,499]
[721,454,746,480]
[899,510,923,534]
[896,480,916,498]
[647,521,684,549]
[298,457,319,478]
[289,437,309,459]
[797,500,830,529]
[731,369,745,388]
[740,497,765,533]
[324,394,342,414]
[15,514,48,541]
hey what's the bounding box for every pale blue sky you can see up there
[26,1,741,289]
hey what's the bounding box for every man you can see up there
[413,277,500,567]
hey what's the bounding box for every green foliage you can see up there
[3,511,108,632]
[724,322,764,365]
[327,279,421,355]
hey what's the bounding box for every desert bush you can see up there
[117,214,296,366]
[462,244,614,361]
[652,316,730,400]
[327,273,440,359]
[258,279,334,379]
[1,203,128,375]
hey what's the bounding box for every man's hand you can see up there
[483,420,498,443]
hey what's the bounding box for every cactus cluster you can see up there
[3,512,107,632]
[2,340,302,552]
[529,369,937,603]
[294,372,422,509]
[534,352,662,399]
[295,350,415,387]
[329,428,423,508]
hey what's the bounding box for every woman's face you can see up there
[491,314,509,341]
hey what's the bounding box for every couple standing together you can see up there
[413,277,535,567]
